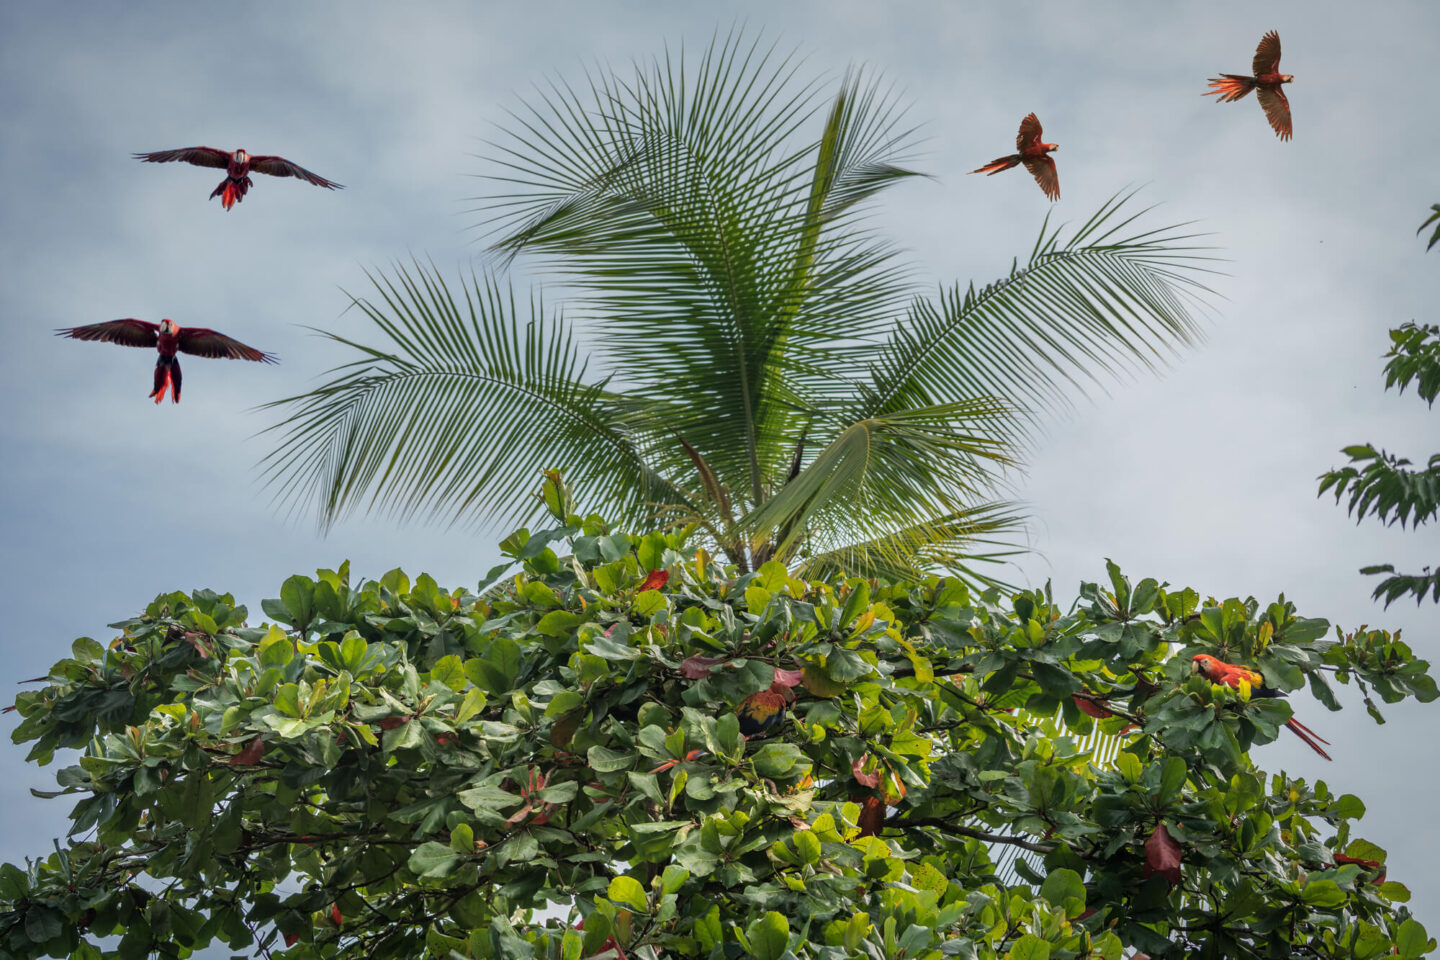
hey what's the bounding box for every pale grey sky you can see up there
[1,0,1436,923]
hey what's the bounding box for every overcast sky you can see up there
[2,0,1437,924]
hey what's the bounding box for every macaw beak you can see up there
[1189,659,1203,675]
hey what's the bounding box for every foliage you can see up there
[1318,206,1440,606]
[262,32,1213,582]
[3,474,1435,960]
[1419,204,1440,253]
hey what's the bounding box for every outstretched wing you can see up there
[1252,30,1282,75]
[1023,156,1060,201]
[56,319,159,348]
[246,155,343,189]
[1016,113,1043,152]
[176,327,278,363]
[132,147,231,169]
[1256,85,1293,140]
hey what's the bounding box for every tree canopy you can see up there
[3,474,1434,959]
[261,33,1213,582]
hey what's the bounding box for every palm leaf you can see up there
[857,191,1217,429]
[258,262,686,531]
[476,32,924,507]
[744,400,1016,562]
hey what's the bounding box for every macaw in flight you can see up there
[1190,654,1330,759]
[133,146,343,209]
[57,318,276,403]
[970,113,1060,201]
[1205,31,1295,140]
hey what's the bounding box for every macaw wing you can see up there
[246,155,343,189]
[56,318,159,348]
[132,147,231,169]
[1252,31,1282,75]
[176,328,277,363]
[1255,86,1293,140]
[1023,156,1060,201]
[1016,112,1043,152]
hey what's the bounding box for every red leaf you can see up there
[772,667,803,688]
[639,569,669,592]
[851,756,880,788]
[856,795,886,838]
[229,738,265,767]
[283,931,300,947]
[377,716,409,730]
[1143,822,1182,887]
[1073,694,1114,719]
[680,655,727,679]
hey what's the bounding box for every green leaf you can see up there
[607,875,649,912]
[1039,868,1085,917]
[279,575,315,627]
[1157,757,1187,804]
[431,654,467,691]
[1005,934,1051,960]
[746,911,790,960]
[1396,919,1429,959]
[407,841,460,879]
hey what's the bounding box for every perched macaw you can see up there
[1332,852,1386,884]
[969,113,1060,201]
[1205,31,1295,140]
[133,146,343,210]
[1190,654,1331,760]
[57,318,276,403]
[736,681,791,738]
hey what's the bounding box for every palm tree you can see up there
[261,33,1212,581]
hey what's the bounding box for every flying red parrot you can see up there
[736,681,791,738]
[132,147,343,210]
[56,318,277,404]
[969,113,1060,201]
[1205,31,1295,140]
[1190,654,1331,760]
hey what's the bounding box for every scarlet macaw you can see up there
[57,318,276,404]
[969,113,1060,201]
[736,681,791,738]
[1190,654,1331,760]
[133,146,343,210]
[1205,31,1295,140]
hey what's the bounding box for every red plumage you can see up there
[1190,654,1331,760]
[969,113,1060,201]
[1205,31,1294,140]
[56,317,276,404]
[133,146,343,210]
[737,682,789,738]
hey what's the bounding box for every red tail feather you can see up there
[1285,718,1332,761]
[1205,75,1256,102]
[970,155,1021,176]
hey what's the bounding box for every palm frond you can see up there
[795,503,1025,585]
[258,262,686,531]
[475,30,924,506]
[858,191,1218,428]
[744,401,1016,564]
